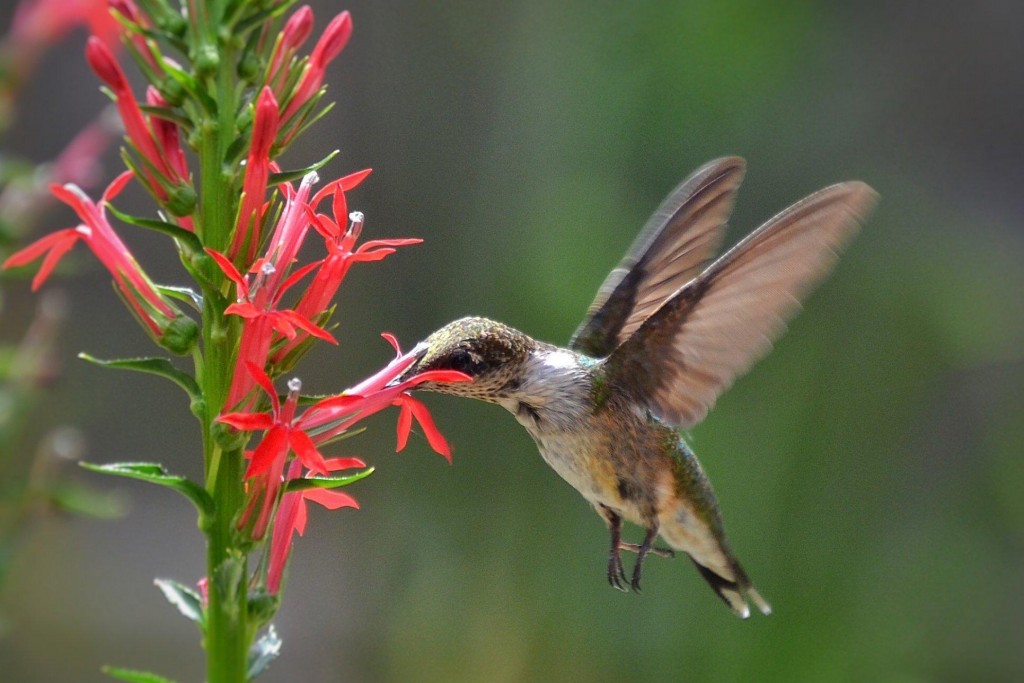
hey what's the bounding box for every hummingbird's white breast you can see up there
[495,348,639,515]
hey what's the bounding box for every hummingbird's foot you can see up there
[608,549,628,591]
[629,525,660,592]
[618,541,675,559]
[601,506,629,591]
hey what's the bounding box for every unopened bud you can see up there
[160,314,199,355]
[158,77,186,107]
[194,45,220,78]
[167,184,197,217]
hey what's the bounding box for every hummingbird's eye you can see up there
[448,348,479,375]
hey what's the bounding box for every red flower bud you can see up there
[85,36,128,92]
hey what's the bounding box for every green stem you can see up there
[195,3,251,681]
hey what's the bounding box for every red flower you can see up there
[109,0,161,72]
[298,334,471,461]
[280,11,353,132]
[230,87,280,261]
[208,247,336,410]
[269,169,422,364]
[85,37,191,213]
[266,6,314,95]
[218,336,468,540]
[220,364,357,539]
[2,173,189,347]
[266,457,363,594]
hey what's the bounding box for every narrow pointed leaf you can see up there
[248,625,283,679]
[137,104,193,130]
[80,461,213,516]
[267,150,339,186]
[78,354,200,402]
[282,466,374,493]
[154,578,204,626]
[101,666,177,683]
[157,285,203,311]
[105,203,202,254]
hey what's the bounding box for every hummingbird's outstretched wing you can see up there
[569,157,747,359]
[607,182,878,429]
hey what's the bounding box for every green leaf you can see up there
[80,462,213,517]
[282,467,374,493]
[248,625,282,680]
[101,666,177,683]
[137,104,193,130]
[154,578,204,627]
[223,134,250,167]
[157,285,203,311]
[78,354,200,403]
[105,203,203,255]
[267,150,339,186]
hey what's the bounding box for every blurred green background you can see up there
[2,0,1023,681]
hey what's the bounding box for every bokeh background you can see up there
[2,0,1023,681]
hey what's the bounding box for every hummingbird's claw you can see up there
[601,505,630,591]
[608,551,628,591]
[629,525,661,593]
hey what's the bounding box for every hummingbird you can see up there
[397,157,877,618]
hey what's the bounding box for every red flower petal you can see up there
[102,170,135,202]
[245,425,289,478]
[243,361,281,414]
[395,400,412,452]
[303,488,358,511]
[2,229,82,290]
[380,332,401,355]
[217,412,275,431]
[206,248,248,291]
[407,395,452,461]
[323,457,366,470]
[289,428,328,475]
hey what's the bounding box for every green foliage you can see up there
[281,467,374,493]
[101,666,178,683]
[80,462,213,517]
[153,578,204,628]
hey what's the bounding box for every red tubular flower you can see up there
[261,172,319,293]
[230,87,280,262]
[208,248,336,410]
[266,5,314,93]
[146,87,189,184]
[2,173,192,348]
[270,169,421,364]
[220,365,365,539]
[266,457,362,594]
[109,0,160,72]
[281,11,352,123]
[297,335,471,461]
[219,337,467,543]
[85,37,191,211]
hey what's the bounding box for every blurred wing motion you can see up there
[570,157,747,358]
[609,181,878,429]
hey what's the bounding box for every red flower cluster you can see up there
[85,36,195,221]
[220,336,468,590]
[4,2,469,605]
[2,172,196,351]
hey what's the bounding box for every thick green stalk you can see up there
[195,2,250,680]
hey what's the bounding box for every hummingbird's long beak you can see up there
[387,342,429,387]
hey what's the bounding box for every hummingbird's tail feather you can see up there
[688,556,771,618]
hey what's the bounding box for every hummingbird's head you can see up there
[400,317,535,401]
